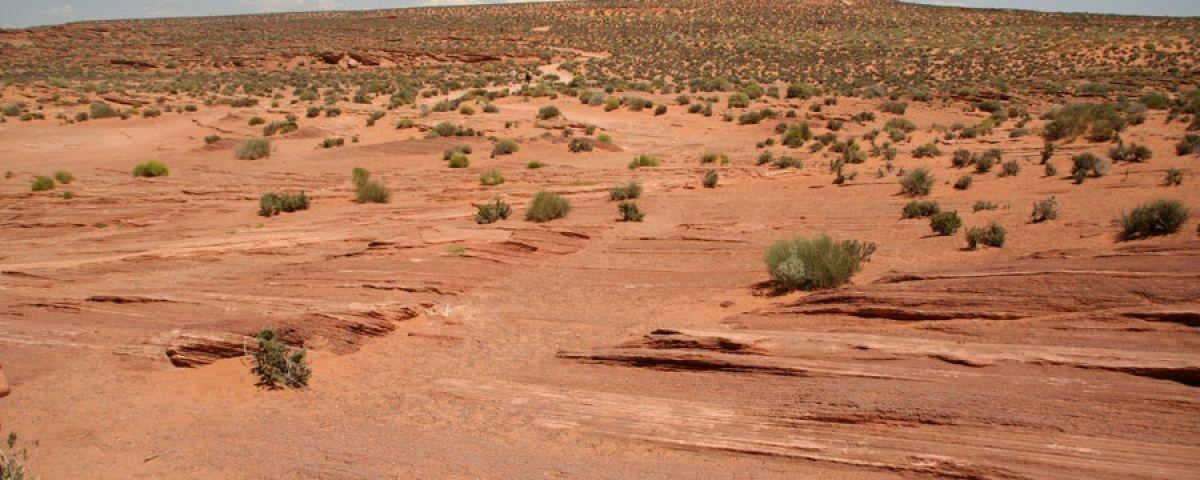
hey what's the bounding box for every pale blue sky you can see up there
[1,0,1197,29]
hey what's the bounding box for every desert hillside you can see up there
[1,1,1199,478]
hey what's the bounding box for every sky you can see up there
[1,0,1197,29]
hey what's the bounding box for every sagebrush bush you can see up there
[899,167,933,196]
[90,101,118,119]
[353,169,390,204]
[447,154,470,168]
[772,155,803,169]
[628,155,661,169]
[252,329,310,389]
[31,176,54,191]
[700,151,729,164]
[204,134,221,145]
[475,197,512,224]
[526,190,570,222]
[1121,199,1189,239]
[1030,196,1059,223]
[609,181,642,200]
[568,138,593,153]
[1071,153,1108,184]
[1164,168,1184,186]
[1109,142,1152,163]
[537,105,561,120]
[236,138,271,160]
[54,170,74,184]
[765,235,875,291]
[479,170,504,185]
[703,170,719,188]
[132,160,169,177]
[618,201,644,221]
[954,175,973,190]
[526,160,545,169]
[1177,135,1200,155]
[902,200,940,218]
[930,211,962,236]
[259,192,310,217]
[966,222,1007,249]
[999,160,1021,177]
[492,138,519,156]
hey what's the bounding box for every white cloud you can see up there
[47,5,75,14]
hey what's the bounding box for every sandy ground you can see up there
[1,83,1199,479]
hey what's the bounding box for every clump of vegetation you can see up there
[204,134,222,145]
[537,105,561,120]
[912,143,941,158]
[259,192,310,217]
[1164,168,1184,186]
[902,200,940,219]
[479,170,504,185]
[320,137,345,149]
[352,168,390,204]
[252,329,310,389]
[492,138,519,156]
[954,175,973,190]
[1,432,35,480]
[781,123,812,147]
[132,160,169,177]
[1177,135,1200,156]
[447,154,470,168]
[998,160,1021,177]
[526,160,545,169]
[700,151,729,164]
[1030,196,1059,223]
[772,155,803,169]
[930,211,962,236]
[31,175,55,191]
[618,201,644,222]
[526,190,570,222]
[1120,199,1189,239]
[475,197,512,224]
[1042,103,1128,142]
[1044,162,1058,177]
[966,222,1007,250]
[443,144,473,160]
[568,138,593,153]
[628,155,661,169]
[898,167,934,196]
[1070,153,1108,184]
[236,138,271,160]
[765,235,876,291]
[89,101,118,119]
[609,181,642,200]
[973,200,999,212]
[1109,142,1152,163]
[703,170,719,188]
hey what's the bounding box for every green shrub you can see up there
[355,175,391,204]
[700,151,729,164]
[1042,103,1127,142]
[628,155,661,169]
[973,200,999,212]
[321,137,345,149]
[31,176,55,191]
[727,92,750,108]
[618,201,644,222]
[597,133,613,143]
[952,149,973,168]
[479,170,504,185]
[252,329,310,389]
[772,155,803,169]
[54,170,74,184]
[881,100,907,115]
[236,138,271,160]
[1070,153,1108,184]
[259,192,310,217]
[912,143,941,158]
[1030,196,1059,223]
[998,160,1021,177]
[568,138,593,153]
[447,154,470,168]
[1109,142,1153,163]
[781,123,812,147]
[966,222,1007,249]
[142,108,161,118]
[703,170,719,188]
[525,190,570,222]
[443,144,473,160]
[132,160,169,177]
[1,433,35,479]
[765,235,875,291]
[609,182,642,200]
[1177,135,1200,155]
[352,167,370,189]
[492,138,519,156]
[306,106,322,118]
[654,105,668,116]
[1120,199,1189,239]
[1164,168,1184,186]
[204,134,221,145]
[527,160,545,169]
[89,101,118,119]
[899,167,933,196]
[248,116,265,126]
[1044,162,1058,177]
[954,175,973,190]
[973,149,1001,173]
[537,105,561,120]
[930,211,962,236]
[475,198,512,224]
[902,200,940,219]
